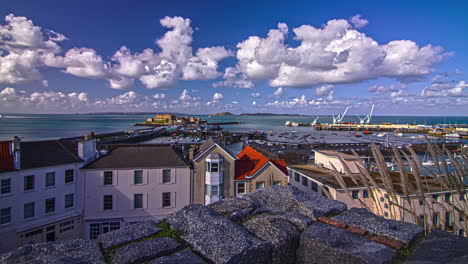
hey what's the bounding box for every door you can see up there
[46,231,55,242]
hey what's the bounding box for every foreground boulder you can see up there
[97,220,161,249]
[166,204,271,264]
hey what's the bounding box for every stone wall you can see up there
[1,186,468,264]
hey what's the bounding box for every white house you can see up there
[80,145,191,239]
[0,136,96,253]
[313,150,365,174]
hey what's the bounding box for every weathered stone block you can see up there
[208,196,254,216]
[243,214,300,264]
[297,222,397,264]
[243,186,347,220]
[111,237,183,264]
[166,204,271,264]
[272,212,313,231]
[404,230,468,264]
[0,239,105,264]
[149,249,207,264]
[332,208,424,245]
[98,220,161,249]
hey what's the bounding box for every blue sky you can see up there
[0,0,467,115]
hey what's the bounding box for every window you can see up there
[384,194,389,199]
[384,203,389,209]
[433,213,439,226]
[65,169,74,183]
[103,195,113,210]
[273,181,281,186]
[302,176,308,187]
[419,215,425,226]
[211,185,219,196]
[432,194,439,203]
[89,222,120,239]
[134,170,143,184]
[311,181,318,192]
[363,190,369,198]
[294,172,300,182]
[210,162,219,173]
[60,220,74,233]
[419,199,424,205]
[24,202,35,219]
[256,182,265,190]
[445,193,452,203]
[460,214,465,222]
[384,212,388,218]
[380,197,385,202]
[0,207,11,225]
[460,192,466,201]
[237,182,246,194]
[445,212,451,228]
[24,175,34,191]
[45,172,55,187]
[352,190,359,199]
[45,198,55,214]
[162,192,171,207]
[65,193,74,209]
[134,194,143,209]
[103,171,113,185]
[1,179,11,195]
[322,186,329,197]
[459,229,465,237]
[162,169,171,183]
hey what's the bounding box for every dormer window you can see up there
[210,162,219,173]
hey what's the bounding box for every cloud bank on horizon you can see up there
[0,13,466,115]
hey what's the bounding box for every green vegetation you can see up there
[156,220,182,240]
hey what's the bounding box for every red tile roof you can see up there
[235,146,288,180]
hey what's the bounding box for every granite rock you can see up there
[98,220,161,249]
[296,222,397,264]
[332,208,424,245]
[404,230,468,264]
[111,237,183,264]
[166,204,271,264]
[243,214,300,264]
[149,249,207,264]
[0,239,104,264]
[243,186,347,220]
[208,196,254,216]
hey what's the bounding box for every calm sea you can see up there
[0,114,467,141]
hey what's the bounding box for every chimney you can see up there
[78,132,97,165]
[12,136,21,169]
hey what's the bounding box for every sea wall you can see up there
[1,186,468,264]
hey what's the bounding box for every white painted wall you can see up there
[0,163,83,253]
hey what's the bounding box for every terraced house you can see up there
[0,136,96,253]
[80,145,191,239]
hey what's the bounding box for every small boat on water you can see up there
[394,133,403,137]
[363,130,373,135]
[354,133,362,137]
[377,133,387,137]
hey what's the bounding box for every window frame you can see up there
[352,190,359,199]
[45,198,56,214]
[45,172,55,188]
[64,169,74,184]
[162,169,171,183]
[363,190,369,198]
[64,193,74,209]
[237,182,246,195]
[0,178,11,195]
[162,192,171,208]
[256,182,265,190]
[103,171,113,185]
[133,194,143,209]
[24,202,35,219]
[24,175,34,191]
[301,176,308,187]
[0,207,11,225]
[134,170,143,185]
[103,195,113,211]
[311,181,318,192]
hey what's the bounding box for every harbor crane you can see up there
[311,116,319,125]
[358,104,375,125]
[332,107,349,124]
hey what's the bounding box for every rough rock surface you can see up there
[404,230,468,264]
[98,220,161,249]
[332,208,424,245]
[0,239,104,264]
[243,214,301,264]
[166,204,271,264]
[297,222,397,264]
[243,186,347,220]
[111,237,183,264]
[149,249,207,264]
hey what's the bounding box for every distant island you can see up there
[240,113,313,116]
[209,112,234,116]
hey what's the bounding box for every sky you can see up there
[0,0,467,116]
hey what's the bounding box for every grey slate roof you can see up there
[20,140,82,169]
[83,145,189,169]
